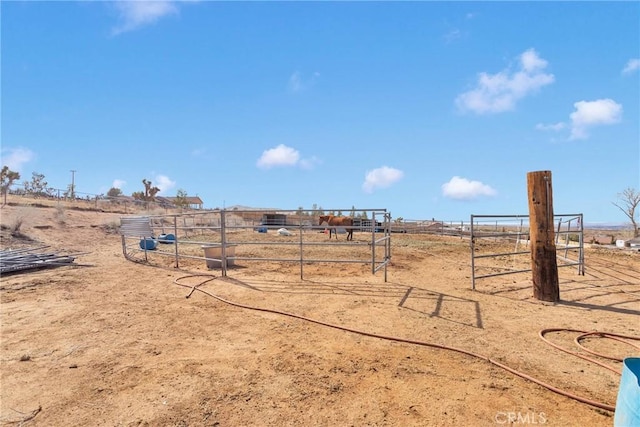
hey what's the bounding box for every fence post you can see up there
[527,170,559,302]
[470,215,476,290]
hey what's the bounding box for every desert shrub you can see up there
[56,205,66,225]
[101,220,120,234]
[9,216,24,236]
[567,233,580,242]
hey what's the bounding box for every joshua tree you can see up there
[23,172,50,198]
[0,166,20,207]
[613,187,640,237]
[142,179,160,200]
[133,179,161,201]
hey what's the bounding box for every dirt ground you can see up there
[1,203,639,426]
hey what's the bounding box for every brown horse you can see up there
[319,215,354,240]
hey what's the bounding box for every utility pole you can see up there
[70,170,76,199]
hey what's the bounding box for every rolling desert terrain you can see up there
[1,199,639,426]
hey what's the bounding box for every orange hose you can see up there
[174,274,639,412]
[539,328,640,374]
[575,331,640,362]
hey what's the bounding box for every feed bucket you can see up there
[158,233,176,244]
[202,244,237,269]
[139,238,157,250]
[614,357,640,427]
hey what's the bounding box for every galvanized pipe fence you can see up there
[120,209,392,281]
[470,213,584,290]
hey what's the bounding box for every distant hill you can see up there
[224,205,281,211]
[584,223,630,230]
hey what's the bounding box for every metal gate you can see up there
[470,213,584,290]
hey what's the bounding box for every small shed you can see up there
[628,237,640,248]
[261,214,287,226]
[164,196,204,210]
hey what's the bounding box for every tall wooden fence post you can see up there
[527,170,559,302]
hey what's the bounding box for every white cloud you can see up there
[288,71,320,93]
[362,166,404,194]
[455,48,554,114]
[112,179,126,189]
[153,174,176,194]
[441,176,497,200]
[520,49,547,72]
[256,144,319,170]
[569,99,622,140]
[0,147,35,173]
[535,122,566,132]
[257,144,300,169]
[111,1,180,35]
[298,156,322,170]
[622,58,640,75]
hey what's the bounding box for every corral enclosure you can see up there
[121,210,590,291]
[120,209,392,280]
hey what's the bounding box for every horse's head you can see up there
[318,215,329,225]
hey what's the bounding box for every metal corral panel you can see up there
[120,216,154,237]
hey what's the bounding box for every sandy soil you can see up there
[1,203,639,427]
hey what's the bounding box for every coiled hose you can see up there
[174,274,640,412]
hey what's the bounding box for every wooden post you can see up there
[527,170,559,302]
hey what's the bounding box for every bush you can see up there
[10,216,24,236]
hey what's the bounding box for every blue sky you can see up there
[2,1,639,224]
